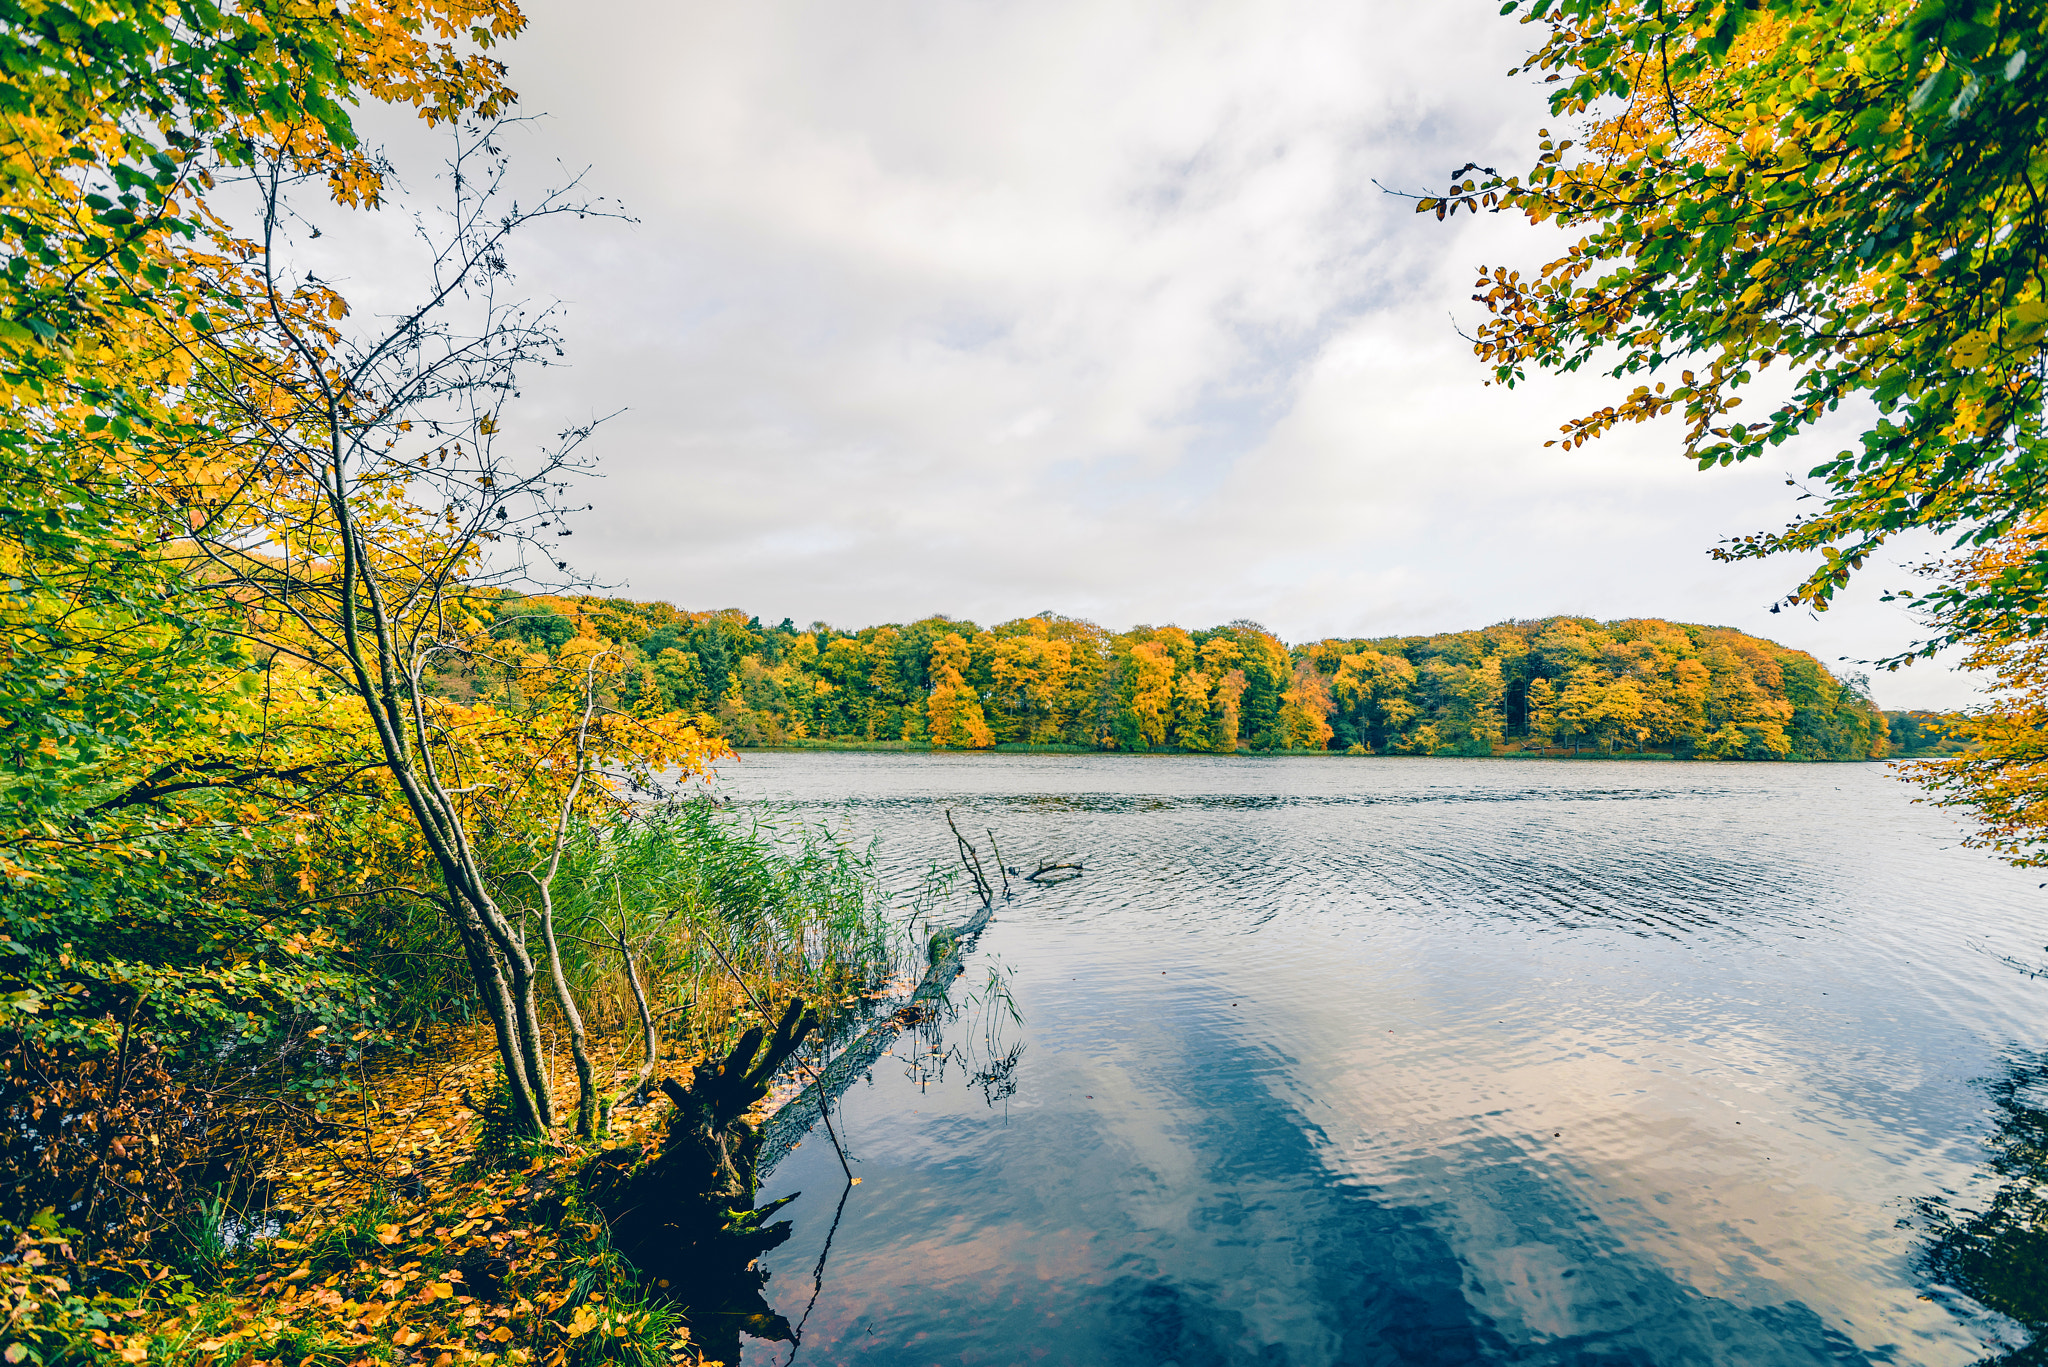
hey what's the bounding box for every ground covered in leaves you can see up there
[3,1024,789,1367]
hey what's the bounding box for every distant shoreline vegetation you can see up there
[460,599,1963,762]
[735,740,1700,760]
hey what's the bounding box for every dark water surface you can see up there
[714,754,2048,1366]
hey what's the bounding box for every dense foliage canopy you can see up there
[491,598,1890,762]
[0,0,540,1224]
[1433,0,2048,655]
[0,0,743,1293]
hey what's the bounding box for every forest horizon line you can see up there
[477,597,1898,762]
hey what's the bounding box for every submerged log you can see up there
[1024,858,1084,884]
[759,890,997,1171]
[587,837,1019,1355]
[579,997,817,1363]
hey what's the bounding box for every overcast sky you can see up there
[370,0,1978,709]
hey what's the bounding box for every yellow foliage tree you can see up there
[1279,662,1335,751]
[1903,529,2048,863]
[927,633,995,749]
[1172,670,1215,751]
[1125,641,1176,749]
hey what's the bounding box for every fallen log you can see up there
[579,997,817,1362]
[758,891,997,1172]
[581,830,1019,1356]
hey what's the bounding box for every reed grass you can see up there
[541,802,933,1070]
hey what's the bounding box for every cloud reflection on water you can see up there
[734,754,2042,1365]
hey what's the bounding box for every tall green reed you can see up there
[540,802,923,1068]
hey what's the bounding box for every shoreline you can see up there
[728,742,1902,762]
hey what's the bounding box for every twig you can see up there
[608,904,658,1107]
[944,808,993,908]
[782,1167,855,1363]
[985,828,1012,899]
[525,649,605,1138]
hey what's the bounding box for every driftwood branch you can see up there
[759,867,1001,1172]
[698,926,855,1182]
[580,994,819,1361]
[944,808,994,909]
[985,827,1013,899]
[1024,859,1084,884]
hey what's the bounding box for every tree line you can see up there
[480,598,1890,761]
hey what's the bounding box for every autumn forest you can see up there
[10,0,2043,1360]
[481,598,1891,762]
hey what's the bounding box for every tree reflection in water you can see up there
[774,956,1026,1363]
[1919,1050,2048,1363]
[781,1174,854,1365]
[893,954,1027,1113]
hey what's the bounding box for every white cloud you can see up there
[337,0,1987,708]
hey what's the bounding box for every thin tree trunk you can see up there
[316,444,554,1133]
[531,655,605,1137]
[538,910,595,1136]
[455,904,544,1133]
[614,921,659,1105]
[346,512,556,1130]
[506,962,556,1127]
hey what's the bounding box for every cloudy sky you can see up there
[374,0,1976,708]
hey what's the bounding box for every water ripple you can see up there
[727,755,2045,1366]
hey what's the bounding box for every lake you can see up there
[711,753,2048,1366]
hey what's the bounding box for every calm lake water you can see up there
[711,753,2048,1366]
